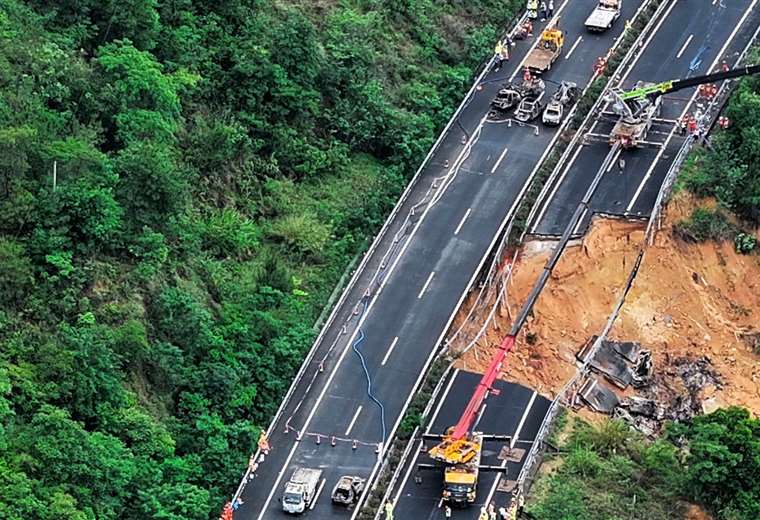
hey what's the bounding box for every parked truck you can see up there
[281,468,323,514]
[524,26,564,73]
[585,0,621,32]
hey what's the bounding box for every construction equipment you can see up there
[330,475,365,506]
[607,80,663,147]
[281,468,323,514]
[422,431,510,506]
[542,81,579,126]
[424,333,517,505]
[438,432,482,504]
[525,25,564,73]
[598,64,760,147]
[585,0,621,32]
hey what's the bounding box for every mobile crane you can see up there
[591,64,760,147]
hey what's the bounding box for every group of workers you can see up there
[527,0,555,21]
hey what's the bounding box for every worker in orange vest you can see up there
[687,116,698,135]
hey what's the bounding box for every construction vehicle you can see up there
[439,432,482,504]
[330,476,365,506]
[585,0,621,32]
[281,468,323,514]
[607,80,662,146]
[542,81,580,125]
[525,26,564,73]
[491,76,545,112]
[421,333,518,505]
[593,64,760,147]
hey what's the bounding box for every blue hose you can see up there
[351,303,387,442]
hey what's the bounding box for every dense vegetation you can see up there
[0,0,523,518]
[678,53,760,251]
[528,408,759,520]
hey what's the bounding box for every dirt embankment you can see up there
[455,194,760,412]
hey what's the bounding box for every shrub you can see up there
[734,232,757,254]
[674,208,736,242]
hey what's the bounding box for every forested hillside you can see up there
[677,52,760,249]
[0,0,523,518]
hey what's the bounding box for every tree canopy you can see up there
[0,0,522,517]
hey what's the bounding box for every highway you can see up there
[531,0,760,237]
[236,1,644,518]
[384,1,760,519]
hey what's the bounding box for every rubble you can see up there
[578,377,620,413]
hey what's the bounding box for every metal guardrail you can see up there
[524,0,670,238]
[647,21,760,244]
[227,8,528,509]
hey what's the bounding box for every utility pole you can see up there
[52,160,57,191]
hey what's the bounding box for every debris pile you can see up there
[578,344,725,436]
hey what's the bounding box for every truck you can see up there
[524,27,564,73]
[608,81,662,147]
[441,432,483,505]
[281,468,323,514]
[585,0,621,32]
[330,475,366,506]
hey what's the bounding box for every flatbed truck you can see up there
[525,27,564,73]
[585,0,621,32]
[281,468,323,514]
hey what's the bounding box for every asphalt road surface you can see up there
[390,371,550,520]
[531,0,760,237]
[237,1,643,518]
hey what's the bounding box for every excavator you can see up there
[592,64,760,148]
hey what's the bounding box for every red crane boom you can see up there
[450,335,516,440]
